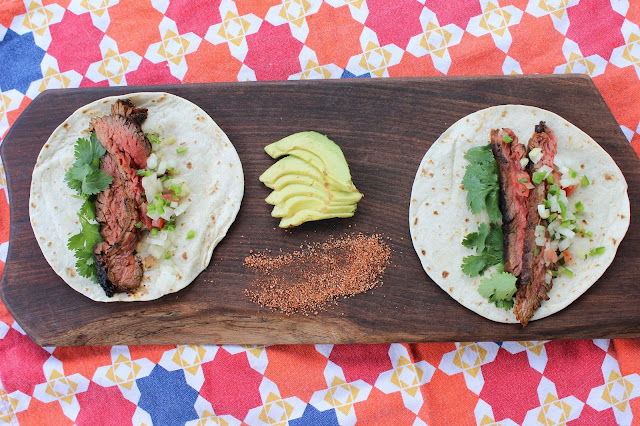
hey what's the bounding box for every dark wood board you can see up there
[2,75,640,346]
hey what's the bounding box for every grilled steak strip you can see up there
[490,128,529,277]
[91,114,151,169]
[514,121,558,326]
[92,99,150,295]
[111,99,148,127]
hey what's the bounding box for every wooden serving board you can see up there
[2,75,640,346]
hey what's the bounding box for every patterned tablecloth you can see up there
[1,0,640,425]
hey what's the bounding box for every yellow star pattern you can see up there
[278,0,312,28]
[419,22,454,59]
[258,392,296,425]
[622,32,640,66]
[157,30,191,66]
[0,388,20,424]
[537,0,571,19]
[601,371,635,412]
[478,2,512,37]
[104,354,143,390]
[217,11,252,47]
[44,369,79,404]
[358,41,393,77]
[452,343,488,378]
[21,1,54,36]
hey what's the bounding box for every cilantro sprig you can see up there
[477,272,517,310]
[461,145,501,223]
[65,132,112,281]
[64,133,113,195]
[461,223,503,277]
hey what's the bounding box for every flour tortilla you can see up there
[409,105,630,323]
[30,92,244,302]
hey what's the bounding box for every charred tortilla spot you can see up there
[414,217,418,225]
[434,211,438,215]
[182,252,188,260]
[420,168,428,177]
[429,172,434,178]
[605,173,613,181]
[63,123,69,129]
[31,202,36,208]
[501,110,507,117]
[612,238,617,245]
[187,162,193,169]
[425,202,429,206]
[197,115,205,122]
[47,242,52,247]
[421,249,426,255]
[442,271,449,278]
[465,218,469,222]
[66,268,76,277]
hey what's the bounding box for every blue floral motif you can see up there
[137,365,199,425]
[0,29,45,93]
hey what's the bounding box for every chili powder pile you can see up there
[244,233,391,315]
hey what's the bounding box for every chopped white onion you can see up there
[520,158,529,168]
[148,245,165,259]
[538,205,550,219]
[535,225,547,238]
[557,227,576,238]
[142,174,161,202]
[529,148,543,163]
[147,153,158,170]
[558,238,572,251]
[550,239,560,251]
[545,272,552,284]
[156,160,167,176]
[159,206,175,221]
[170,201,178,208]
[535,236,547,246]
[174,200,191,216]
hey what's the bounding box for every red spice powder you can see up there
[244,233,391,315]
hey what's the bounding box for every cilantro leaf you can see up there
[461,224,503,277]
[461,145,500,222]
[65,132,112,196]
[82,169,112,195]
[80,198,96,221]
[478,272,517,310]
[68,212,103,281]
[464,145,495,164]
[462,223,490,252]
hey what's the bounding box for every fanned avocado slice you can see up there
[264,131,360,194]
[259,156,324,187]
[266,183,363,206]
[279,210,358,228]
[271,196,357,218]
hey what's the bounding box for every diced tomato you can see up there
[544,249,558,263]
[515,171,531,198]
[162,193,174,202]
[562,250,574,264]
[139,203,164,230]
[563,184,579,197]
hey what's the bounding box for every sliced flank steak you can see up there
[92,99,151,296]
[514,121,558,326]
[490,128,530,278]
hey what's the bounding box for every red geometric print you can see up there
[165,0,223,37]
[306,4,364,69]
[427,0,483,29]
[243,22,304,81]
[329,343,392,385]
[0,329,50,395]
[75,381,137,425]
[479,348,542,424]
[509,12,567,75]
[566,0,626,59]
[365,0,424,49]
[199,348,263,420]
[48,12,104,75]
[543,340,607,401]
[264,344,328,402]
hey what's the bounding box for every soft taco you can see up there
[409,105,630,324]
[30,92,244,302]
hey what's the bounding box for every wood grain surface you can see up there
[1,75,639,346]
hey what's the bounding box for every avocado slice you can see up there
[266,183,363,206]
[259,156,324,188]
[279,210,357,228]
[271,196,357,218]
[264,132,360,193]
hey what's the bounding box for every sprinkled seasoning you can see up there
[244,233,391,315]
